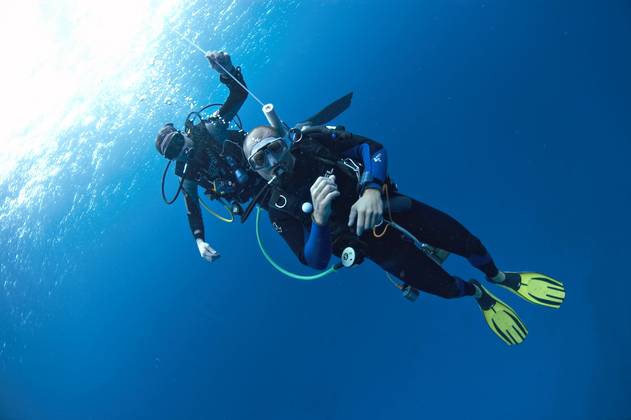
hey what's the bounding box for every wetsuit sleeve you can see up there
[216,67,248,123]
[182,179,205,241]
[315,128,388,187]
[341,143,388,189]
[304,222,332,269]
[268,212,332,269]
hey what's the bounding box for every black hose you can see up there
[234,113,243,130]
[197,103,224,115]
[161,160,186,205]
[241,183,270,223]
[189,103,243,130]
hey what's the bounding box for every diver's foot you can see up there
[470,279,528,346]
[489,272,565,309]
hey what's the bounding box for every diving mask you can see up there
[247,137,288,170]
[163,131,194,161]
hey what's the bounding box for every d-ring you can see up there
[275,194,287,209]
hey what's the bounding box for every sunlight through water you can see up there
[0,0,304,329]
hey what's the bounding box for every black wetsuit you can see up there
[266,127,499,299]
[175,68,262,241]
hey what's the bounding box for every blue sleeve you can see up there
[303,221,332,269]
[366,146,387,185]
[341,143,388,187]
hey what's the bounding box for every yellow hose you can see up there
[198,197,234,223]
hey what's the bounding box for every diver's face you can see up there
[163,131,194,161]
[247,137,294,181]
[257,150,295,181]
[173,134,194,162]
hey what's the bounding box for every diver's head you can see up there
[155,123,194,161]
[243,125,294,181]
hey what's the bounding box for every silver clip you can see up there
[342,158,361,182]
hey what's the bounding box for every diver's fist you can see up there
[196,238,221,262]
[206,51,234,75]
[310,175,340,226]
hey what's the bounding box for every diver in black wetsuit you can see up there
[242,123,566,346]
[155,51,263,262]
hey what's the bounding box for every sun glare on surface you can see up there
[0,0,181,184]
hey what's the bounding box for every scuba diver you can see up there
[155,51,263,262]
[242,121,566,346]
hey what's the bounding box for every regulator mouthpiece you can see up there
[263,103,288,138]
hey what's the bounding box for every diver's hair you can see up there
[243,125,279,156]
[155,123,176,155]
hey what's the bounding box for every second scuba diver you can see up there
[155,51,264,262]
[242,121,566,346]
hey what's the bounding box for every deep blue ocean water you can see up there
[1,1,630,419]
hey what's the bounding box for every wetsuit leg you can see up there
[364,229,475,299]
[385,194,499,278]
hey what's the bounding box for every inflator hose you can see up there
[255,207,338,281]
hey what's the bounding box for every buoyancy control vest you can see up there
[174,118,260,203]
[266,125,375,255]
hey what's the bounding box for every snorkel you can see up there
[262,103,288,138]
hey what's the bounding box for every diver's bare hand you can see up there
[311,175,340,226]
[348,188,383,236]
[205,51,234,75]
[196,238,221,262]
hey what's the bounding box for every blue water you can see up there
[1,1,630,419]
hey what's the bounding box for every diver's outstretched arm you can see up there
[205,51,248,123]
[182,179,220,262]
